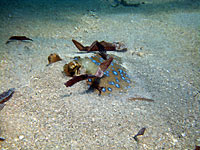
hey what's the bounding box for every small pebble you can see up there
[136,52,144,57]
[0,137,5,141]
[181,132,186,137]
[19,135,24,140]
[133,108,140,111]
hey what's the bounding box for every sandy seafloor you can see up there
[0,0,200,149]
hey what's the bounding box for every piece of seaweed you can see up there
[95,57,113,77]
[133,127,146,141]
[72,39,127,52]
[6,36,33,44]
[111,0,145,7]
[64,74,96,87]
[46,53,62,66]
[0,88,15,104]
[0,104,5,111]
[128,97,154,102]
[0,137,5,141]
[120,0,141,7]
[195,145,200,150]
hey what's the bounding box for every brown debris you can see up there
[195,145,200,150]
[47,53,62,65]
[0,104,5,111]
[72,39,127,52]
[64,74,96,87]
[110,0,145,8]
[0,88,15,111]
[133,127,146,142]
[72,39,88,51]
[65,40,120,94]
[95,57,113,78]
[128,97,154,102]
[0,137,5,141]
[6,36,33,44]
[100,57,113,72]
[99,52,108,60]
[0,88,15,104]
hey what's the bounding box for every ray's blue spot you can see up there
[108,81,115,85]
[115,83,120,88]
[105,70,110,74]
[74,57,79,60]
[115,77,120,82]
[120,73,123,76]
[95,62,100,66]
[99,57,104,63]
[102,87,106,92]
[104,72,110,77]
[107,87,112,92]
[118,69,123,73]
[124,85,131,89]
[121,76,125,80]
[111,67,114,70]
[112,70,118,75]
[88,79,92,82]
[92,59,97,63]
[126,79,131,83]
[111,62,114,66]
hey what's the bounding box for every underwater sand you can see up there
[0,0,200,149]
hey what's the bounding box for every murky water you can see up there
[0,0,200,149]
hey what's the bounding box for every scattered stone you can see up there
[0,137,5,141]
[47,53,62,65]
[19,135,24,140]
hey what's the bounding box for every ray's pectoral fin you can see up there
[72,39,87,51]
